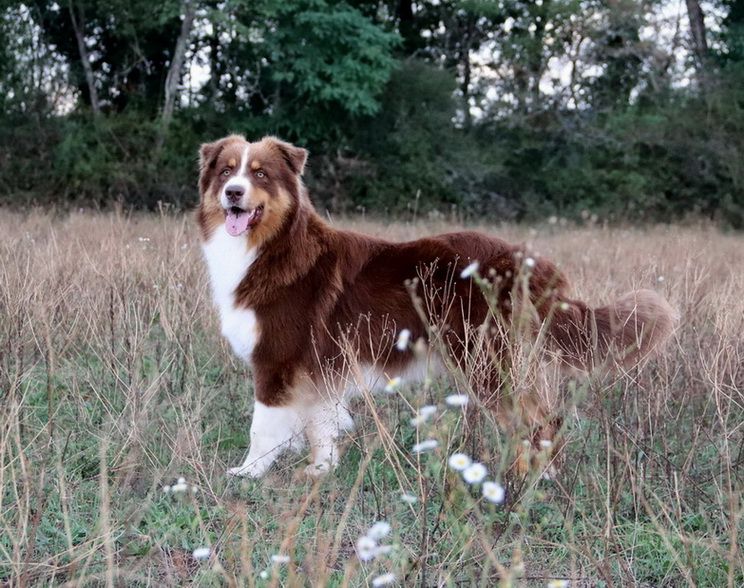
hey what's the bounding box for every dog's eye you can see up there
[221,168,231,176]
[255,170,265,179]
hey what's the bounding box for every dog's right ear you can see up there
[198,139,225,197]
[199,140,222,172]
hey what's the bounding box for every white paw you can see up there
[226,461,267,478]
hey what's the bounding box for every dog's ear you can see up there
[269,137,308,176]
[199,140,223,173]
[198,139,226,197]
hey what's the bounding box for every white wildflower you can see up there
[171,481,188,494]
[271,554,290,564]
[412,439,439,454]
[462,462,488,484]
[445,394,469,407]
[192,546,211,560]
[162,485,171,494]
[460,261,479,279]
[400,492,418,504]
[395,329,411,351]
[410,405,437,426]
[539,439,553,449]
[448,452,472,471]
[524,257,536,268]
[657,275,665,283]
[419,405,437,418]
[356,535,377,562]
[559,302,570,311]
[372,573,397,587]
[547,580,570,588]
[368,521,391,540]
[384,376,402,393]
[177,477,186,485]
[259,570,269,579]
[482,481,505,504]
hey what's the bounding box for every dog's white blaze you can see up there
[220,145,253,210]
[238,145,251,177]
[201,225,258,362]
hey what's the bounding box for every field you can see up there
[1,210,742,587]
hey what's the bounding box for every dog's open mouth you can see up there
[225,204,264,237]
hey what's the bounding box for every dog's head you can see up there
[197,135,308,245]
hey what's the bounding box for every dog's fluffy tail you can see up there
[548,289,677,371]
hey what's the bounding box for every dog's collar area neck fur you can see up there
[234,202,327,307]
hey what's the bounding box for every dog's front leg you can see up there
[227,400,305,478]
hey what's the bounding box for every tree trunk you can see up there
[685,0,708,66]
[396,0,416,54]
[161,0,197,130]
[68,0,100,116]
[460,16,474,129]
[528,4,547,114]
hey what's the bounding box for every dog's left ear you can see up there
[270,138,308,176]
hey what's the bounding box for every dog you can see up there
[197,134,676,478]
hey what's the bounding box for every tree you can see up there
[160,0,196,138]
[248,0,399,142]
[589,0,645,110]
[685,0,708,65]
[719,0,744,63]
[68,0,100,115]
[31,0,185,113]
[685,0,709,91]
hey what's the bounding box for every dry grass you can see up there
[0,209,742,587]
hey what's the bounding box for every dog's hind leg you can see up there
[227,400,305,478]
[302,397,354,477]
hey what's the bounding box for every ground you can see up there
[1,210,742,586]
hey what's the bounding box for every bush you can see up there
[1,62,743,226]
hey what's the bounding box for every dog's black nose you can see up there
[224,185,245,202]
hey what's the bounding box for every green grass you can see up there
[1,212,743,586]
[4,335,740,586]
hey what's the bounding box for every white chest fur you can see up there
[202,227,259,362]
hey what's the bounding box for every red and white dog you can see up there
[197,134,676,478]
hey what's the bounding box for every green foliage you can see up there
[720,0,744,62]
[0,0,744,224]
[467,64,744,225]
[341,61,463,211]
[266,0,399,141]
[30,0,184,113]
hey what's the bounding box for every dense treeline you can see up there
[1,0,743,225]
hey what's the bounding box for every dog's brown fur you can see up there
[198,135,677,469]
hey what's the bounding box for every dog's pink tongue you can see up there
[226,209,250,236]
